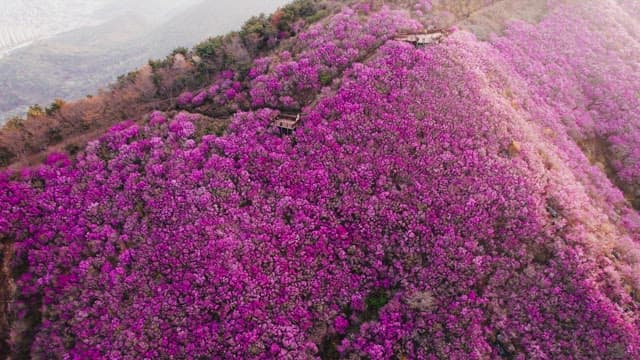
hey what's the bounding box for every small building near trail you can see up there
[394,30,448,46]
[274,113,301,135]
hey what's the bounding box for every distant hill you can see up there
[0,0,289,123]
[0,0,109,58]
[0,0,205,58]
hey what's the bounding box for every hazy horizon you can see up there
[0,0,204,59]
[0,0,291,122]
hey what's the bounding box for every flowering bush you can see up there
[177,91,194,107]
[191,91,208,106]
[249,7,420,109]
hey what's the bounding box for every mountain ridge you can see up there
[1,0,640,358]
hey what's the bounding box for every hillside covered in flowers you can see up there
[1,0,640,358]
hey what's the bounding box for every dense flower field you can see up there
[2,0,640,358]
[492,0,640,209]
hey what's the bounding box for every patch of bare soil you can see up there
[577,136,640,210]
[457,0,549,39]
[425,0,549,39]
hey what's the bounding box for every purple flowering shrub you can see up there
[173,6,420,115]
[176,91,194,107]
[249,7,420,109]
[176,70,248,115]
[174,6,419,113]
[190,91,208,107]
[179,82,228,109]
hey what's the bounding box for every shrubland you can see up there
[2,0,640,358]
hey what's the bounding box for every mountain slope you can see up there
[1,0,640,358]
